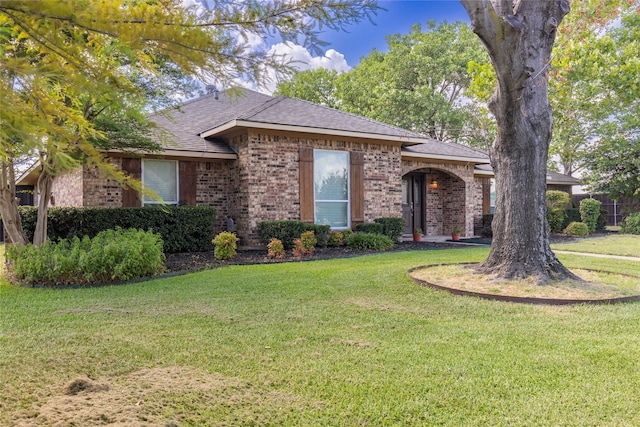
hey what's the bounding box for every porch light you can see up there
[429,180,438,189]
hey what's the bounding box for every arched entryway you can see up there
[402,168,466,236]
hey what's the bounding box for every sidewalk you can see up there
[553,250,640,263]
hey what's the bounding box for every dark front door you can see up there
[402,174,424,234]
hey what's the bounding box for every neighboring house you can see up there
[18,89,508,245]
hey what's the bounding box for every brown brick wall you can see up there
[83,158,123,207]
[231,131,402,246]
[195,160,231,235]
[51,167,84,207]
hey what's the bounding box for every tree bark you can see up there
[0,160,28,246]
[460,0,578,284]
[33,157,54,246]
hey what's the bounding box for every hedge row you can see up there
[18,206,217,253]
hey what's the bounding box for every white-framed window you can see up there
[314,149,349,228]
[142,159,179,205]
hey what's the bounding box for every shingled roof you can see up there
[150,88,492,164]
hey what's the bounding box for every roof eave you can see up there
[402,151,491,164]
[105,148,237,160]
[200,120,428,146]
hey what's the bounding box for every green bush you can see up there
[327,231,345,247]
[562,208,582,230]
[293,231,317,257]
[355,222,384,234]
[596,208,608,231]
[341,229,354,240]
[346,232,394,251]
[18,206,216,253]
[212,232,239,260]
[6,228,165,286]
[546,190,570,209]
[579,198,602,233]
[546,190,570,233]
[620,212,640,235]
[303,224,330,247]
[564,221,589,236]
[547,208,567,233]
[256,220,306,250]
[374,217,405,242]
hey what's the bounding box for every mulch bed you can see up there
[165,241,459,273]
[164,233,585,274]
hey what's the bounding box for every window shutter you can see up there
[350,151,364,226]
[121,157,141,207]
[299,147,314,223]
[482,178,491,215]
[179,161,197,206]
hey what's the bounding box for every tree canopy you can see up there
[276,20,491,146]
[0,0,378,245]
[549,0,639,179]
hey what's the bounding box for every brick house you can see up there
[20,89,498,245]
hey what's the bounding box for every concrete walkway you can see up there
[553,250,640,263]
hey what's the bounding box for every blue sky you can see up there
[320,0,470,67]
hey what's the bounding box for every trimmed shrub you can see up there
[327,231,345,247]
[303,224,330,247]
[18,206,216,253]
[341,229,354,240]
[596,208,608,231]
[562,208,581,230]
[6,228,165,286]
[580,198,602,233]
[480,214,493,238]
[546,190,570,233]
[355,222,384,234]
[267,238,285,258]
[257,220,306,250]
[374,217,405,242]
[620,211,640,235]
[212,232,239,260]
[293,231,317,257]
[546,190,570,209]
[346,233,394,251]
[547,208,567,233]
[564,221,589,236]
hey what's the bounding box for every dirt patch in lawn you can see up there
[14,366,310,426]
[410,264,640,301]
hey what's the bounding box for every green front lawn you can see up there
[552,234,640,258]
[1,248,639,426]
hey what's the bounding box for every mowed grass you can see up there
[551,234,640,258]
[1,247,640,426]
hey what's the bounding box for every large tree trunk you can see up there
[0,160,28,246]
[461,0,578,285]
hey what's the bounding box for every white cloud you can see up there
[258,43,350,94]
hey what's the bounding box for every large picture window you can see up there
[142,159,178,205]
[314,150,349,228]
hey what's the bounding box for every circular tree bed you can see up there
[409,264,640,305]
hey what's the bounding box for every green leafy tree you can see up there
[0,0,378,246]
[549,0,639,177]
[277,20,491,146]
[275,68,341,108]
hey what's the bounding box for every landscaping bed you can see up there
[165,240,460,272]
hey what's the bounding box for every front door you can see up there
[402,174,424,234]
